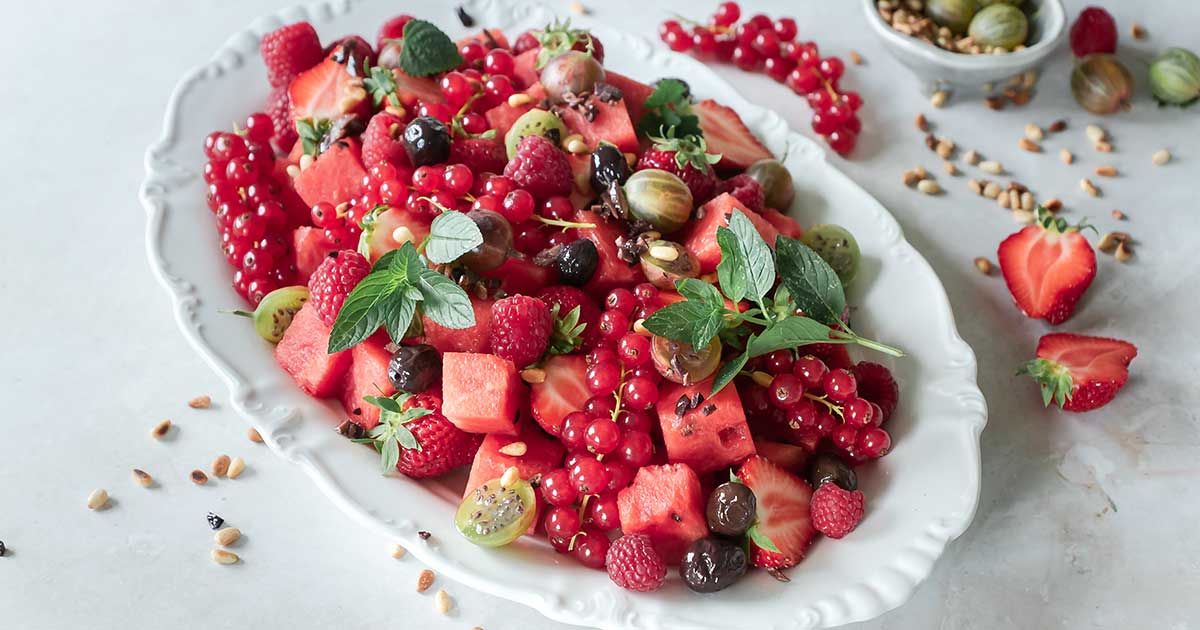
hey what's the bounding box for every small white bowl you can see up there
[861,0,1067,93]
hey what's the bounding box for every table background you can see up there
[2,1,1198,628]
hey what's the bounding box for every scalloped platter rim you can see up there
[140,1,987,628]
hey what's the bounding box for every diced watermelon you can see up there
[762,207,802,239]
[340,333,395,430]
[529,355,590,436]
[604,71,654,128]
[442,353,524,435]
[682,193,780,273]
[464,419,565,499]
[480,256,553,297]
[558,98,638,153]
[694,99,773,170]
[293,226,337,283]
[513,49,540,89]
[292,139,366,208]
[422,296,493,354]
[654,378,756,474]
[483,84,546,138]
[391,69,444,108]
[575,209,647,291]
[617,464,708,563]
[457,30,510,51]
[274,302,352,398]
[753,439,809,473]
[361,207,432,263]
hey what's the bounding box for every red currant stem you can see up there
[219,309,254,318]
[533,215,596,230]
[668,12,702,28]
[566,528,590,552]
[416,196,455,214]
[804,392,843,418]
[823,80,842,105]
[609,367,628,423]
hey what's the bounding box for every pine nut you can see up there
[210,549,240,565]
[435,590,452,615]
[935,139,955,159]
[974,257,993,275]
[506,93,533,108]
[87,488,109,510]
[902,169,921,187]
[1111,209,1126,220]
[914,113,928,131]
[1080,178,1100,197]
[964,149,981,165]
[190,470,209,485]
[389,543,407,559]
[1085,124,1106,143]
[188,395,211,409]
[214,527,241,547]
[997,190,1011,209]
[985,96,1005,110]
[750,371,773,388]
[917,179,941,195]
[930,90,948,108]
[247,428,264,443]
[132,469,153,488]
[151,419,172,439]
[913,166,928,179]
[1018,138,1041,153]
[1012,209,1035,224]
[520,368,546,384]
[285,165,301,179]
[391,226,416,245]
[417,569,435,593]
[211,454,231,478]
[298,154,314,171]
[498,441,527,457]
[1024,124,1044,141]
[227,457,246,479]
[633,319,649,335]
[649,245,679,261]
[1022,70,1038,89]
[1131,23,1146,40]
[1060,149,1073,165]
[1095,141,1113,153]
[1095,165,1118,177]
[569,0,587,15]
[943,161,958,176]
[849,50,863,65]
[499,466,521,488]
[1048,119,1067,133]
[1098,232,1121,253]
[983,182,1001,199]
[1044,198,1062,212]
[1115,241,1133,262]
[979,160,1003,174]
[968,179,983,195]
[1152,149,1171,166]
[1020,192,1035,211]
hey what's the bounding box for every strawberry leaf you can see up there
[747,523,780,553]
[547,305,587,356]
[1017,358,1075,408]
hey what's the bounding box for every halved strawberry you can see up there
[736,455,815,569]
[997,209,1096,325]
[694,100,773,170]
[288,42,369,125]
[528,354,590,436]
[1018,332,1137,412]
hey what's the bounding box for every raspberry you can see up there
[635,133,717,202]
[809,482,864,539]
[396,394,482,478]
[267,86,297,152]
[307,250,371,326]
[362,111,410,169]
[605,534,666,592]
[489,295,553,368]
[852,361,899,422]
[503,135,572,200]
[260,22,324,88]
[537,285,601,348]
[449,138,508,177]
[716,174,765,213]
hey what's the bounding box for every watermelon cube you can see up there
[603,71,655,129]
[340,333,395,430]
[422,296,493,354]
[274,302,352,398]
[762,207,803,239]
[655,378,756,474]
[463,419,565,499]
[682,193,781,273]
[293,226,337,284]
[480,256,553,298]
[512,49,540,89]
[361,207,432,263]
[484,84,546,139]
[558,97,639,153]
[617,464,708,563]
[753,439,809,473]
[442,353,524,435]
[292,139,367,208]
[575,210,647,291]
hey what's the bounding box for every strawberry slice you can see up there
[997,208,1096,324]
[288,42,369,125]
[1019,333,1137,412]
[736,455,815,569]
[694,100,773,170]
[529,355,590,436]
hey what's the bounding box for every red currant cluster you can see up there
[538,284,665,569]
[203,113,303,304]
[658,2,863,155]
[746,353,892,462]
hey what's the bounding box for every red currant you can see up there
[831,424,860,451]
[869,401,885,427]
[232,212,266,240]
[483,49,515,76]
[841,90,863,111]
[210,133,248,162]
[411,165,442,193]
[441,164,474,196]
[692,28,718,55]
[633,283,659,303]
[417,101,455,122]
[604,462,635,493]
[827,128,857,155]
[763,350,794,374]
[254,200,287,232]
[752,29,780,57]
[369,162,398,184]
[768,373,804,408]
[460,40,486,64]
[541,196,574,220]
[605,288,637,315]
[713,2,741,27]
[512,220,549,255]
[500,189,535,223]
[734,23,760,47]
[786,399,819,430]
[774,18,798,41]
[748,14,773,30]
[765,56,795,82]
[585,418,621,454]
[586,362,621,395]
[573,530,610,568]
[822,368,857,402]
[587,345,619,367]
[598,310,630,342]
[842,397,875,427]
[811,110,840,136]
[665,29,693,52]
[541,468,579,507]
[459,112,489,135]
[569,457,610,494]
[545,506,581,539]
[814,412,838,436]
[613,431,653,468]
[584,395,616,419]
[615,409,651,433]
[659,20,683,40]
[378,179,408,205]
[225,157,258,187]
[587,494,621,531]
[471,194,501,213]
[732,44,761,71]
[794,356,828,389]
[244,112,274,142]
[561,411,592,450]
[856,427,891,458]
[617,333,651,367]
[484,75,516,104]
[621,377,659,411]
[439,71,474,107]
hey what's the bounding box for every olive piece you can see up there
[555,238,599,286]
[459,209,512,272]
[403,116,451,167]
[745,159,795,209]
[639,240,699,290]
[679,537,748,593]
[706,482,757,536]
[589,142,630,194]
[651,335,721,385]
[806,453,858,491]
[387,344,441,394]
[540,51,605,105]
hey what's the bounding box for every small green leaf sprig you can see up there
[637,78,703,139]
[351,393,433,472]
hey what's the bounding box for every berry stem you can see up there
[534,216,597,230]
[804,392,843,418]
[220,309,255,318]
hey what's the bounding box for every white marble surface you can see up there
[1,1,1197,628]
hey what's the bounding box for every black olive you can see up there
[556,239,599,286]
[589,143,630,194]
[388,344,441,393]
[806,453,857,491]
[403,116,451,167]
[679,537,747,593]
[705,482,757,536]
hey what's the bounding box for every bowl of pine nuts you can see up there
[862,0,1066,96]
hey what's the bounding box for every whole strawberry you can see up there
[636,132,719,202]
[395,394,483,479]
[260,22,325,88]
[503,135,573,200]
[852,361,899,422]
[450,138,508,176]
[361,111,410,169]
[537,285,601,348]
[810,482,865,539]
[715,174,765,213]
[490,295,553,368]
[308,250,372,326]
[606,534,666,592]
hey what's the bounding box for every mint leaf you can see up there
[380,294,417,343]
[414,268,475,328]
[327,249,412,353]
[643,281,728,351]
[638,78,703,139]
[748,316,837,357]
[715,226,747,303]
[711,338,751,396]
[774,236,846,326]
[676,278,724,308]
[398,19,464,77]
[425,210,483,264]
[642,300,708,343]
[727,210,775,302]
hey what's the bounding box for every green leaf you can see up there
[747,523,780,553]
[295,118,332,157]
[363,66,399,107]
[415,269,475,329]
[676,278,724,308]
[364,395,403,414]
[642,300,706,342]
[727,210,775,302]
[393,423,421,451]
[774,236,846,326]
[398,19,464,77]
[425,211,483,264]
[637,78,703,139]
[642,293,727,351]
[711,339,751,396]
[327,249,411,354]
[1017,358,1075,409]
[748,316,836,357]
[381,438,400,471]
[381,297,417,344]
[548,305,587,356]
[715,226,747,303]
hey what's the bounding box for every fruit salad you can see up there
[201,12,906,593]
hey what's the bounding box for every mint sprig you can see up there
[351,393,434,472]
[398,19,464,77]
[424,209,483,265]
[328,242,474,353]
[638,79,703,139]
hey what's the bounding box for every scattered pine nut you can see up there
[1111,209,1126,220]
[1115,241,1133,262]
[943,161,958,176]
[982,181,1001,199]
[849,50,863,65]
[935,138,955,159]
[520,368,546,384]
[985,96,1005,110]
[151,419,172,439]
[979,160,1003,175]
[389,543,407,559]
[1060,149,1074,165]
[1048,119,1067,133]
[214,527,241,547]
[506,93,532,108]
[632,319,649,335]
[1080,178,1100,197]
[1012,209,1035,224]
[132,469,153,488]
[1098,232,1120,252]
[963,149,981,165]
[227,457,246,479]
[973,257,994,275]
[902,169,922,187]
[563,134,587,154]
[190,470,209,485]
[499,466,521,489]
[188,395,212,409]
[930,90,948,108]
[247,428,264,443]
[1095,141,1113,153]
[648,245,679,261]
[968,178,984,195]
[211,454,231,478]
[1024,124,1044,141]
[1020,191,1035,211]
[1018,138,1041,153]
[1044,198,1063,212]
[498,442,527,457]
[210,549,240,565]
[914,113,928,132]
[298,154,314,171]
[435,590,452,615]
[87,488,109,510]
[1152,149,1171,166]
[1009,89,1032,106]
[285,165,301,179]
[391,226,416,245]
[750,371,773,388]
[917,179,942,195]
[1131,23,1146,40]
[1095,165,1118,177]
[1022,70,1038,89]
[1085,124,1106,144]
[417,569,435,593]
[924,134,937,150]
[568,0,588,15]
[997,190,1011,209]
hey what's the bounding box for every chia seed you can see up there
[418,530,432,540]
[702,404,717,416]
[455,6,475,27]
[206,512,224,530]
